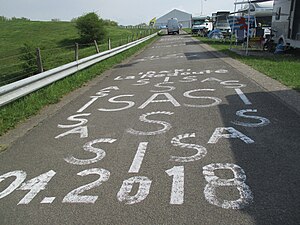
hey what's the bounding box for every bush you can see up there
[76,12,107,43]
[19,43,39,76]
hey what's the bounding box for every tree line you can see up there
[0,16,30,21]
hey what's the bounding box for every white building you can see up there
[155,9,192,28]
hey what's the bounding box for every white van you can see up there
[167,18,180,35]
[272,0,300,49]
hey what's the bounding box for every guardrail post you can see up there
[108,38,111,50]
[94,40,100,53]
[75,43,79,61]
[36,48,43,73]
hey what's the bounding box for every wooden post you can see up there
[94,40,100,53]
[36,48,43,73]
[75,43,79,61]
[108,38,111,50]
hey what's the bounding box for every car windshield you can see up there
[194,21,206,25]
[216,22,229,27]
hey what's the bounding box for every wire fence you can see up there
[0,29,156,87]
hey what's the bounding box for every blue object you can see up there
[274,43,285,54]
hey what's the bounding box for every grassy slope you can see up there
[0,21,149,84]
[0,21,78,58]
[0,21,144,57]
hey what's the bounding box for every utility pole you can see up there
[201,0,203,15]
[201,0,206,15]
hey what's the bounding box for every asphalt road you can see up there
[1,34,300,225]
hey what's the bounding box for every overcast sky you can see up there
[0,0,237,25]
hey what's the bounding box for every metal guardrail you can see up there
[0,33,157,107]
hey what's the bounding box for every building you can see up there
[155,9,192,28]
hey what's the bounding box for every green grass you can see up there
[183,28,191,34]
[0,36,158,136]
[195,37,300,91]
[0,20,153,85]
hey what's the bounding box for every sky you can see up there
[0,0,237,25]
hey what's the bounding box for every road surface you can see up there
[1,34,300,225]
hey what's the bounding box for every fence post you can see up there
[75,43,79,61]
[36,48,43,73]
[94,40,100,53]
[108,38,111,50]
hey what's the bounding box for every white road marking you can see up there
[170,133,207,162]
[77,96,101,113]
[41,197,56,204]
[117,176,152,205]
[232,109,271,127]
[127,111,174,136]
[208,127,254,144]
[203,163,253,209]
[235,89,252,105]
[183,89,222,108]
[64,138,117,165]
[138,93,180,109]
[208,127,255,144]
[166,166,184,205]
[128,142,148,173]
[98,95,135,112]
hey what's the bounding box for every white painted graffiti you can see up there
[62,168,110,204]
[117,176,152,205]
[232,109,271,127]
[126,111,174,136]
[183,89,222,108]
[64,138,117,165]
[203,163,253,209]
[152,43,186,49]
[114,69,229,82]
[166,166,185,205]
[208,127,255,144]
[170,133,207,162]
[37,64,271,210]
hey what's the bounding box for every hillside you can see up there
[0,20,150,85]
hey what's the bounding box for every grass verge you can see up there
[195,37,300,91]
[0,36,158,136]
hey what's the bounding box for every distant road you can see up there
[1,34,300,225]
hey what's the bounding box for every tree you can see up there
[75,12,106,43]
[51,18,60,22]
[103,19,118,27]
[0,16,9,21]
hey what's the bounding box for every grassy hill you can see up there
[0,20,151,85]
[0,21,78,58]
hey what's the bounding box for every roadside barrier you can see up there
[0,33,157,107]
